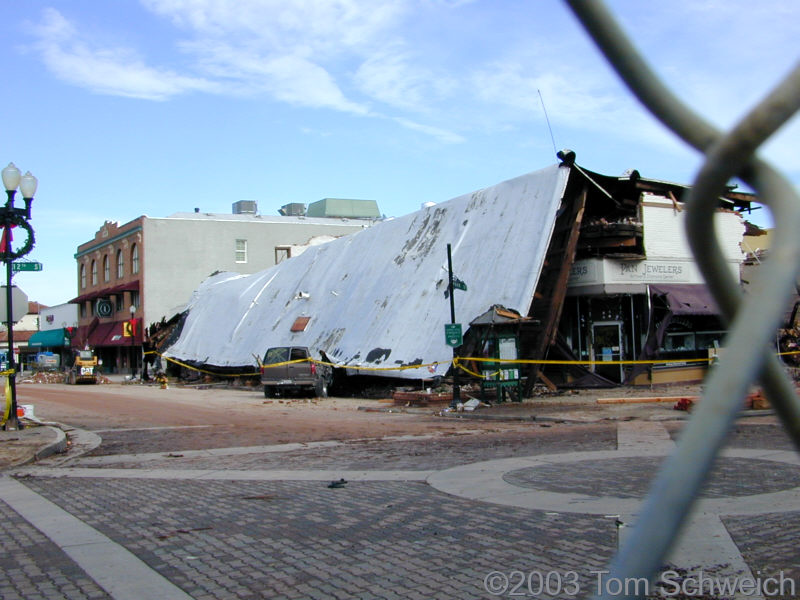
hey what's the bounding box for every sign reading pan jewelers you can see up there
[568,258,724,287]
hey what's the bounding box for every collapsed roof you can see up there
[163,164,570,378]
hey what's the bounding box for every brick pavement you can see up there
[0,499,111,600]
[77,425,618,471]
[724,511,800,599]
[21,477,616,599]
[502,455,800,499]
[1,420,798,599]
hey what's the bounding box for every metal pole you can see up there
[130,320,135,379]
[447,244,461,406]
[5,257,19,430]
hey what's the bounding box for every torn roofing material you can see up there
[163,164,570,378]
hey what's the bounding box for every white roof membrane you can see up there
[164,164,570,378]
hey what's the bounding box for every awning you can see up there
[70,280,140,304]
[88,321,140,346]
[29,329,69,348]
[650,284,719,315]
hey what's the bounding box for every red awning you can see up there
[650,284,719,316]
[70,280,140,304]
[87,321,141,346]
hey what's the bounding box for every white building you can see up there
[72,201,380,373]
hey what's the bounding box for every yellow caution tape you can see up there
[0,369,14,426]
[455,355,715,367]
[143,351,258,378]
[145,347,796,379]
[310,359,448,372]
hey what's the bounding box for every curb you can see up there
[32,424,103,467]
[33,426,68,462]
[358,405,776,423]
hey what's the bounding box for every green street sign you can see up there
[444,323,463,347]
[12,261,43,272]
[452,277,467,291]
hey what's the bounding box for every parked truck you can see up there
[68,349,99,384]
[260,346,332,398]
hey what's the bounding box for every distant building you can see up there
[28,303,79,368]
[306,198,381,219]
[0,301,47,371]
[70,206,380,374]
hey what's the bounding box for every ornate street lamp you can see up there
[1,162,37,430]
[129,304,136,379]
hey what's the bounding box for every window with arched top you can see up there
[91,260,98,285]
[80,263,86,289]
[103,255,110,282]
[131,244,139,274]
[117,250,124,278]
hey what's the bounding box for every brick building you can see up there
[71,204,378,374]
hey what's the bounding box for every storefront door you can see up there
[592,321,623,383]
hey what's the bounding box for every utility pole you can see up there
[447,243,461,407]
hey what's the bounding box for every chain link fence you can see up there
[564,2,800,598]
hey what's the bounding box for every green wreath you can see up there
[1,214,35,260]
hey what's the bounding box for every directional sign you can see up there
[12,262,42,272]
[444,323,463,347]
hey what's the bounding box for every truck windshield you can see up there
[79,351,93,360]
[263,348,289,365]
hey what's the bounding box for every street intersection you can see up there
[1,406,798,599]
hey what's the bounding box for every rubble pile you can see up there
[22,371,68,384]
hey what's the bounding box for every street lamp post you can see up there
[129,304,136,379]
[1,162,37,431]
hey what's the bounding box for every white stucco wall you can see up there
[39,303,79,331]
[641,194,745,262]
[568,193,745,290]
[142,215,374,324]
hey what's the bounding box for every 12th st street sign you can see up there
[11,261,42,272]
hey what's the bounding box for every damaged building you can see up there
[70,202,379,374]
[162,152,760,390]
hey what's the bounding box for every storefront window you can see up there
[662,317,725,356]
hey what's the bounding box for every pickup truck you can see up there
[260,346,332,398]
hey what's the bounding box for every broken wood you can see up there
[536,371,558,392]
[597,396,698,404]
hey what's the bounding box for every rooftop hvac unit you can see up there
[232,200,258,214]
[279,203,306,216]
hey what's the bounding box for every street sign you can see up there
[444,323,463,347]
[452,277,467,291]
[0,286,29,323]
[11,262,42,272]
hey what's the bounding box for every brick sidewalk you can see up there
[2,420,798,600]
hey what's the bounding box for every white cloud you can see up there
[392,117,465,144]
[32,8,214,101]
[354,47,455,112]
[179,39,369,114]
[141,0,408,52]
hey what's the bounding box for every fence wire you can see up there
[564,2,800,599]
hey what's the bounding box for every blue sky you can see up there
[2,0,797,307]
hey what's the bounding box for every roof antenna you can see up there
[537,89,558,159]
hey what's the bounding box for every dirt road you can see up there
[17,382,541,454]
